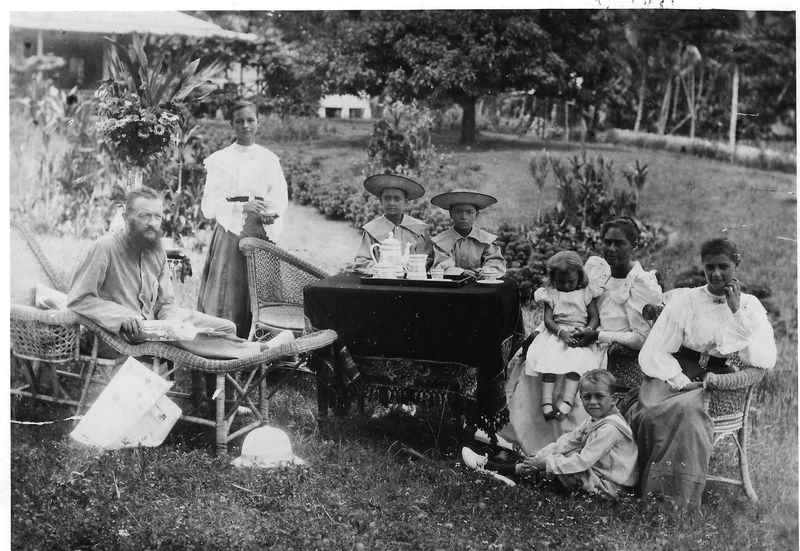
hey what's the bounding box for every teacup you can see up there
[430,267,445,280]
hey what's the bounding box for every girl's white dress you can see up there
[523,286,604,376]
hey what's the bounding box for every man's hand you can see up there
[120,317,145,342]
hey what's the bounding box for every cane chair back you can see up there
[10,222,84,413]
[239,238,330,338]
[9,222,80,365]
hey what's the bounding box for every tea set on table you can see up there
[367,232,502,284]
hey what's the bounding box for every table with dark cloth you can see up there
[303,273,525,433]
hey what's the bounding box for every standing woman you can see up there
[626,238,776,508]
[197,101,289,338]
[499,218,662,454]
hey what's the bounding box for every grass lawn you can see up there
[11,120,797,550]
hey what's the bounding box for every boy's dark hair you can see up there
[579,369,617,394]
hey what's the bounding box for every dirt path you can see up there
[276,202,361,274]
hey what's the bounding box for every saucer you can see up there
[477,279,503,285]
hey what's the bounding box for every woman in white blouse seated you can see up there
[626,237,776,509]
[197,100,289,338]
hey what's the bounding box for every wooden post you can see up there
[634,63,646,132]
[728,64,740,162]
[564,101,570,143]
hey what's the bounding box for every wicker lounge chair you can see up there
[239,237,330,339]
[10,222,338,452]
[78,316,337,453]
[10,221,84,408]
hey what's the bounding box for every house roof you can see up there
[9,11,258,42]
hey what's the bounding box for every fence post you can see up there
[728,64,739,162]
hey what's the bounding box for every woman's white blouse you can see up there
[585,256,663,349]
[201,143,289,240]
[638,286,777,385]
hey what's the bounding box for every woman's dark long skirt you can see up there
[624,376,713,509]
[197,222,265,339]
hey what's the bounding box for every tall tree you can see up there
[537,10,633,138]
[321,10,562,144]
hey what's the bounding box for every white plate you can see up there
[477,279,503,285]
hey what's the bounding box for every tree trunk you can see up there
[670,74,680,130]
[657,77,672,135]
[634,61,647,132]
[729,64,740,161]
[459,96,477,144]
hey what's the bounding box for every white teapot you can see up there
[370,231,411,278]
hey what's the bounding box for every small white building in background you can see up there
[318,94,372,120]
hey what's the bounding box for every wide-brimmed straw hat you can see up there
[231,426,305,469]
[430,189,497,210]
[364,174,425,200]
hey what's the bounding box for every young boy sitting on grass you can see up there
[462,369,638,498]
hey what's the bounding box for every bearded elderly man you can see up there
[430,189,506,280]
[68,186,273,360]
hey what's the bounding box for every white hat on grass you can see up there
[231,426,306,468]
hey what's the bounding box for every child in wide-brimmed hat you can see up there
[430,189,506,279]
[353,174,433,272]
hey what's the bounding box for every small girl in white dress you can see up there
[525,251,604,421]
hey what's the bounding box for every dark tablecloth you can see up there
[303,273,525,431]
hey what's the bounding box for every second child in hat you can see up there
[430,189,506,279]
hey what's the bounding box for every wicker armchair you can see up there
[78,315,337,453]
[10,221,82,407]
[606,305,766,501]
[239,237,330,339]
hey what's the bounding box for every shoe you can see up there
[486,471,517,487]
[473,429,515,451]
[541,403,558,421]
[554,399,573,421]
[461,447,488,471]
[237,405,253,416]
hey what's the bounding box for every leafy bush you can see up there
[498,152,665,303]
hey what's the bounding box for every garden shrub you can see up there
[604,128,795,173]
[497,152,664,303]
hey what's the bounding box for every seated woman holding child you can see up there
[498,218,662,455]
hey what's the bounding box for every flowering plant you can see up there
[96,82,182,167]
[96,33,224,169]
